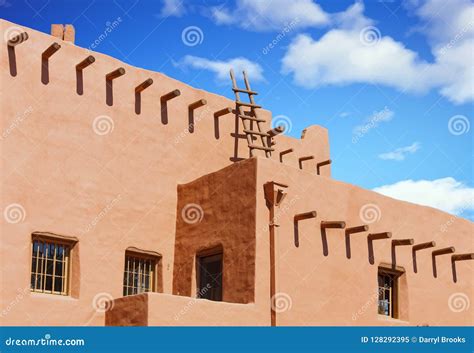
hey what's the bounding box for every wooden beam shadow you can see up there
[345,225,368,259]
[7,32,28,77]
[75,56,95,95]
[431,247,455,278]
[367,232,391,265]
[41,42,61,85]
[320,221,345,257]
[391,239,414,269]
[412,241,436,273]
[160,89,180,124]
[293,211,317,248]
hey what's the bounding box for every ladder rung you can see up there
[244,129,269,137]
[238,115,265,122]
[233,88,258,95]
[248,144,274,152]
[236,101,261,108]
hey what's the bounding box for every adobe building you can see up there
[0,20,472,326]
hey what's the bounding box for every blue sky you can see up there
[1,0,473,219]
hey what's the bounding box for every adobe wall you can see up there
[172,158,258,304]
[106,293,269,326]
[0,19,327,326]
[254,157,473,326]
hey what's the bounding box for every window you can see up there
[197,252,223,301]
[123,252,159,296]
[378,268,401,318]
[30,237,71,295]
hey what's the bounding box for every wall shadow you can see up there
[214,117,220,139]
[432,255,438,278]
[8,46,17,77]
[41,59,49,85]
[293,221,300,248]
[451,260,457,283]
[321,228,328,256]
[76,70,84,95]
[135,92,141,115]
[368,238,375,265]
[391,245,397,269]
[106,80,113,106]
[161,100,169,125]
[188,109,195,133]
[345,233,351,259]
[412,249,418,273]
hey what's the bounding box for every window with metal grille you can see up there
[378,269,399,318]
[30,238,71,295]
[123,252,157,296]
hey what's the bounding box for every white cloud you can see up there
[373,177,474,215]
[378,142,421,161]
[433,39,474,104]
[410,0,474,48]
[178,55,265,83]
[281,1,474,104]
[333,1,373,30]
[282,31,434,92]
[159,0,185,17]
[210,0,330,31]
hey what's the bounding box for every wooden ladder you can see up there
[230,69,274,158]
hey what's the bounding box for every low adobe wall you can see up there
[105,293,268,326]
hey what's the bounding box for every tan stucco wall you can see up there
[0,19,327,326]
[106,293,269,326]
[105,158,472,326]
[173,158,257,304]
[255,157,473,326]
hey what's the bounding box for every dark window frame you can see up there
[30,232,77,296]
[377,267,403,318]
[196,247,223,302]
[123,250,161,297]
